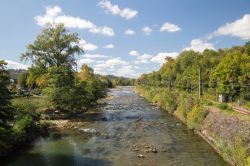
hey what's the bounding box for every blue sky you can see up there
[0,0,250,77]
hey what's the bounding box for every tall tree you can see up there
[78,64,94,81]
[0,60,12,128]
[21,23,84,69]
[21,24,85,111]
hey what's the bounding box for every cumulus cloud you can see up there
[184,39,215,52]
[79,39,98,51]
[151,52,179,65]
[142,26,152,35]
[129,50,140,57]
[78,58,95,65]
[98,0,138,20]
[160,22,181,32]
[103,44,114,49]
[82,54,109,59]
[212,14,250,40]
[124,29,135,35]
[77,53,109,68]
[136,54,153,64]
[35,6,115,36]
[95,57,128,68]
[1,60,29,70]
[93,57,138,78]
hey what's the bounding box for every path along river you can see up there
[3,87,229,166]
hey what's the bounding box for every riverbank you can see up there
[136,85,250,166]
[0,94,109,158]
[2,87,229,166]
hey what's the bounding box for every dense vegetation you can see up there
[0,60,45,156]
[137,42,250,101]
[136,42,250,166]
[0,24,109,157]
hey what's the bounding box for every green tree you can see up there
[18,71,29,88]
[0,60,13,128]
[209,50,250,98]
[21,24,85,111]
[78,64,94,81]
[21,23,83,69]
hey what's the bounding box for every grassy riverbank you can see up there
[136,85,250,166]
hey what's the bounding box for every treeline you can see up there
[136,43,250,165]
[137,42,250,101]
[104,75,135,86]
[0,24,108,156]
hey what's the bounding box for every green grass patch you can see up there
[11,97,51,113]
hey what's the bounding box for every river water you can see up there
[3,87,229,166]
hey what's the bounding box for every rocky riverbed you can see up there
[3,87,229,166]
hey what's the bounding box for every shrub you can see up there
[226,136,249,166]
[186,104,208,130]
[176,95,195,122]
[30,89,42,96]
[217,103,229,110]
[163,91,177,113]
[11,99,41,145]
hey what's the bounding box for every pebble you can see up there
[137,154,145,158]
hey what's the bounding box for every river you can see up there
[3,87,229,166]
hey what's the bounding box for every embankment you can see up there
[136,86,250,166]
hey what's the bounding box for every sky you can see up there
[0,0,250,78]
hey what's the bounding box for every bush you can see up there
[186,104,208,130]
[30,89,42,96]
[225,136,249,166]
[176,97,187,122]
[217,103,229,110]
[10,99,42,145]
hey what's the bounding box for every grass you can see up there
[11,97,51,113]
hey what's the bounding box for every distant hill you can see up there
[104,75,135,86]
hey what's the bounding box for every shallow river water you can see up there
[3,87,229,166]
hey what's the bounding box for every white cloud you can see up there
[79,39,98,51]
[98,0,138,20]
[142,26,152,35]
[213,14,250,40]
[35,6,115,36]
[93,57,138,78]
[116,65,136,77]
[77,53,109,68]
[136,54,153,63]
[129,50,140,57]
[95,57,128,68]
[124,29,135,35]
[184,39,215,52]
[89,26,114,36]
[160,22,181,32]
[1,60,29,70]
[78,58,95,65]
[151,52,179,64]
[83,54,109,59]
[103,44,114,49]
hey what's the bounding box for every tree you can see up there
[78,64,94,81]
[18,71,29,88]
[21,23,83,69]
[21,24,84,111]
[0,60,13,128]
[209,50,250,99]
